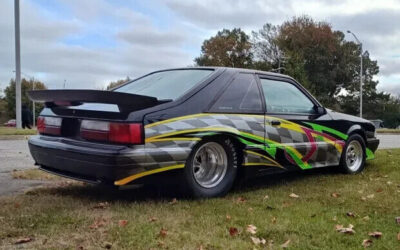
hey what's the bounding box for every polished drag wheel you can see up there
[339,134,366,174]
[192,142,228,188]
[184,138,238,198]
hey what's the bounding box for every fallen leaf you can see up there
[271,217,277,224]
[226,215,231,220]
[368,231,382,238]
[336,224,355,234]
[397,232,400,241]
[362,216,370,221]
[376,188,383,193]
[346,212,355,217]
[157,241,166,248]
[118,220,128,227]
[169,198,177,205]
[282,201,293,207]
[335,224,343,230]
[93,202,109,209]
[159,228,168,237]
[361,197,367,201]
[362,239,373,248]
[246,224,257,235]
[366,194,375,199]
[250,236,266,245]
[236,197,246,203]
[102,242,112,249]
[14,203,20,208]
[149,217,157,222]
[14,237,33,244]
[289,193,299,198]
[263,195,269,200]
[229,227,239,236]
[281,239,291,248]
[331,192,340,198]
[89,218,107,229]
[248,207,253,212]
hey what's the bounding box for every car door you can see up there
[209,72,268,166]
[257,76,341,170]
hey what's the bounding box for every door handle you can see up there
[271,120,281,126]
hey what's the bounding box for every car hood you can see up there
[326,109,372,124]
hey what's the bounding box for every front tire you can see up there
[339,134,366,174]
[183,137,238,198]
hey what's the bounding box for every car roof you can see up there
[155,66,296,81]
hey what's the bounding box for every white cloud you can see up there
[0,0,399,95]
[0,0,194,92]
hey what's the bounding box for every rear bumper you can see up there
[367,138,379,152]
[28,135,148,185]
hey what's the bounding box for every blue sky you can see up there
[0,0,399,95]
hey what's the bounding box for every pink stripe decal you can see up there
[301,127,317,162]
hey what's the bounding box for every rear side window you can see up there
[260,78,315,114]
[211,73,263,113]
[115,69,213,101]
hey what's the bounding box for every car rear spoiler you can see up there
[28,89,167,114]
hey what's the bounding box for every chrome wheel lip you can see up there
[346,140,363,171]
[192,142,228,188]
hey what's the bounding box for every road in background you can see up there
[376,134,400,149]
[0,135,399,196]
[0,138,44,196]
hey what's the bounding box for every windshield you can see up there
[115,69,214,100]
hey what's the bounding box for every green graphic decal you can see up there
[305,122,348,140]
[366,148,375,160]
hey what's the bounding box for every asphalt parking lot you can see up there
[0,134,399,196]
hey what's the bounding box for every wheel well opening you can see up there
[200,134,245,165]
[349,129,366,143]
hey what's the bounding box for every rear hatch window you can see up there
[115,69,214,101]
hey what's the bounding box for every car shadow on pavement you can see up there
[30,166,344,203]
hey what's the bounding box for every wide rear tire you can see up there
[183,137,238,198]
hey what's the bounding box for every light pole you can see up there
[347,30,363,118]
[14,0,22,128]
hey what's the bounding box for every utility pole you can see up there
[32,79,35,127]
[14,0,22,128]
[347,30,363,118]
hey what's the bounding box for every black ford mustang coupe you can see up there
[28,67,379,198]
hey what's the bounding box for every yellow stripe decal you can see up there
[114,164,185,186]
[145,113,209,128]
[146,137,201,143]
[146,127,241,141]
[244,150,284,168]
[243,163,282,167]
[145,113,264,128]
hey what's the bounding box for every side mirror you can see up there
[315,106,326,115]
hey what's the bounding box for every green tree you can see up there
[0,97,8,124]
[4,78,47,120]
[106,77,131,90]
[252,23,281,71]
[252,16,379,109]
[195,28,253,68]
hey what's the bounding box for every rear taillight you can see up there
[37,116,62,135]
[80,120,143,144]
